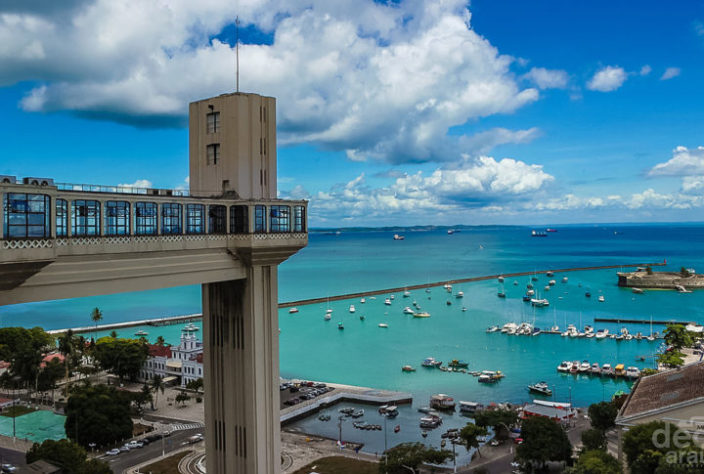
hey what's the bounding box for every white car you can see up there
[127,441,144,449]
[105,449,120,456]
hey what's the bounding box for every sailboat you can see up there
[647,315,655,341]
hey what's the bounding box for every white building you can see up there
[141,326,203,387]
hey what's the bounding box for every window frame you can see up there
[135,202,158,236]
[186,204,205,234]
[293,205,306,233]
[161,203,183,235]
[269,205,290,233]
[3,193,51,239]
[206,111,220,134]
[254,205,267,233]
[105,200,131,236]
[208,205,226,234]
[71,199,101,237]
[229,205,248,234]
[206,143,220,165]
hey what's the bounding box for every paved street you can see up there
[98,427,203,473]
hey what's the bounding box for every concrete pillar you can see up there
[202,264,280,474]
[0,192,4,239]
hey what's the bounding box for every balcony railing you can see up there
[56,182,190,197]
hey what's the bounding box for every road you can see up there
[98,427,204,473]
[0,446,26,471]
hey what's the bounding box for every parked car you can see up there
[1,464,17,472]
[105,449,120,456]
[119,445,130,452]
[127,441,143,449]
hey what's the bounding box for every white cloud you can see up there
[682,176,704,193]
[522,67,568,89]
[118,179,152,189]
[0,0,544,164]
[660,67,681,80]
[586,66,627,92]
[640,65,652,76]
[649,146,704,177]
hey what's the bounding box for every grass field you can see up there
[292,456,378,474]
[139,450,192,474]
[0,405,37,418]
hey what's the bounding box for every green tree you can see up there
[473,408,519,440]
[65,383,133,448]
[92,337,148,381]
[459,423,487,457]
[176,391,190,406]
[580,429,606,452]
[641,368,658,376]
[663,325,694,351]
[155,335,166,346]
[37,358,65,393]
[57,329,84,394]
[379,442,453,474]
[26,439,111,474]
[657,350,686,369]
[588,401,618,432]
[186,377,203,391]
[133,384,153,413]
[151,375,165,410]
[622,421,695,474]
[109,330,118,338]
[567,450,620,474]
[516,416,573,470]
[0,327,54,389]
[90,307,103,342]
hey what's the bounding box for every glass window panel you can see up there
[135,202,157,235]
[254,205,266,233]
[105,201,130,236]
[230,205,248,234]
[269,205,290,233]
[293,206,306,232]
[71,200,101,236]
[56,199,68,237]
[208,205,226,234]
[4,193,50,239]
[186,204,204,234]
[161,203,182,235]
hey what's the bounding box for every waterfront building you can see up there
[141,327,204,387]
[616,362,704,463]
[0,91,308,473]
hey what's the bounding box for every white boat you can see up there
[557,361,571,372]
[595,329,609,339]
[349,305,356,313]
[455,291,464,298]
[390,294,395,300]
[384,298,392,305]
[590,363,601,374]
[378,323,388,328]
[579,361,590,372]
[562,277,568,283]
[403,290,411,298]
[549,280,556,286]
[526,289,535,296]
[443,283,452,292]
[626,366,641,379]
[403,307,415,314]
[324,313,331,321]
[326,308,333,314]
[135,330,148,336]
[632,288,643,294]
[598,295,605,302]
[486,325,500,333]
[288,308,299,314]
[393,234,405,240]
[360,298,366,303]
[459,401,481,414]
[550,325,559,332]
[501,322,518,333]
[531,298,549,307]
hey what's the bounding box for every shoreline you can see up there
[48,261,665,334]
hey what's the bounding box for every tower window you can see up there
[206,111,220,133]
[207,144,220,165]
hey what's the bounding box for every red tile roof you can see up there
[619,362,704,419]
[148,344,172,358]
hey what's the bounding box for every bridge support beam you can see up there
[202,265,280,474]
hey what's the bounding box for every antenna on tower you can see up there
[235,16,240,93]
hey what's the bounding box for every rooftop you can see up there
[618,361,704,420]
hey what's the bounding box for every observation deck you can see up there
[0,179,307,305]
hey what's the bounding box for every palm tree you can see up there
[109,330,118,338]
[151,375,165,410]
[155,336,166,347]
[90,307,103,342]
[57,329,76,395]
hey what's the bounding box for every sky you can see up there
[1,0,704,227]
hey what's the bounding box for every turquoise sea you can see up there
[2,224,704,453]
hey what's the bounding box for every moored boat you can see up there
[403,307,415,314]
[422,357,442,368]
[349,305,356,313]
[626,366,641,379]
[459,401,482,414]
[528,381,552,396]
[135,330,148,336]
[486,325,500,333]
[288,308,299,314]
[413,312,431,318]
[378,323,388,328]
[430,394,456,411]
[557,361,571,372]
[402,365,416,372]
[448,359,469,369]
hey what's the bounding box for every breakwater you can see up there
[278,262,666,308]
[594,317,693,325]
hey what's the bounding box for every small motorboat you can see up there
[598,295,605,302]
[528,382,552,396]
[324,313,332,321]
[448,359,469,369]
[349,305,356,313]
[549,280,556,286]
[394,425,400,433]
[421,430,428,438]
[359,315,365,321]
[546,271,554,277]
[455,291,464,298]
[446,300,452,306]
[403,307,415,314]
[378,323,388,328]
[585,292,591,298]
[498,276,504,282]
[632,288,643,294]
[562,277,568,283]
[384,298,392,305]
[360,298,366,303]
[590,363,601,374]
[422,357,443,368]
[413,312,431,318]
[338,322,344,330]
[288,308,299,314]
[402,365,416,372]
[135,330,148,336]
[403,290,411,298]
[556,361,570,372]
[486,325,500,333]
[497,291,506,298]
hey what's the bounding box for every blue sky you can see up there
[1,0,704,226]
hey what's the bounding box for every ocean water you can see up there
[2,224,704,452]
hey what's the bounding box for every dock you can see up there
[47,313,202,335]
[594,317,693,325]
[280,380,412,425]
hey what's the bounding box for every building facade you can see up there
[141,327,204,387]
